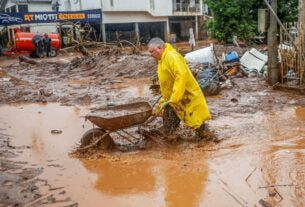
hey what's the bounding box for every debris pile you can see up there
[184,44,269,96]
[0,44,156,105]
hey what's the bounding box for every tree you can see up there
[205,0,299,43]
[298,0,305,34]
[298,0,305,83]
[278,0,298,22]
[205,0,256,42]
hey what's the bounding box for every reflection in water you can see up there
[261,107,305,206]
[296,106,305,121]
[165,167,208,207]
[80,152,209,207]
[31,130,45,159]
[82,159,156,195]
[112,78,152,98]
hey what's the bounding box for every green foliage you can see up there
[205,0,256,42]
[204,0,298,43]
[278,0,298,22]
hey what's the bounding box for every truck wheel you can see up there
[30,51,38,58]
[80,128,113,150]
[49,49,57,57]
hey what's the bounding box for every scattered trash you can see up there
[220,79,233,89]
[39,88,53,97]
[0,77,10,82]
[184,44,215,64]
[286,69,299,86]
[248,69,259,77]
[240,48,267,73]
[19,55,40,65]
[223,51,239,63]
[230,98,239,103]
[51,130,62,135]
[196,68,220,96]
[56,59,71,66]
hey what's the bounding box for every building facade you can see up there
[0,0,208,44]
[2,0,56,34]
[101,0,206,43]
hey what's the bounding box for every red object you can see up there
[15,32,61,52]
[3,32,61,55]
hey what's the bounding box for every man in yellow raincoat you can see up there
[148,37,211,138]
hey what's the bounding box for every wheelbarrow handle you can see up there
[152,95,162,108]
[145,101,169,125]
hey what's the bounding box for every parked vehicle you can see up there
[0,14,23,25]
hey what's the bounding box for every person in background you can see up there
[148,37,211,140]
[43,33,51,57]
[189,28,196,51]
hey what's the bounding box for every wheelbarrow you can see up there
[78,101,155,151]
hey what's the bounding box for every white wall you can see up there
[5,0,53,12]
[28,3,53,12]
[102,0,171,17]
[154,0,172,16]
[80,0,101,10]
[59,0,79,11]
[59,0,101,11]
[102,0,149,12]
[103,12,167,24]
[5,1,16,10]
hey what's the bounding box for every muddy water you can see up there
[1,103,305,206]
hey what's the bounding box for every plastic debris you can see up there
[184,44,215,64]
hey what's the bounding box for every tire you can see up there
[30,51,38,58]
[80,128,113,150]
[49,49,57,57]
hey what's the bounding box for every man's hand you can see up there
[152,101,171,116]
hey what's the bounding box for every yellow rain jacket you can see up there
[156,43,211,129]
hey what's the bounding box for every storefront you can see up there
[0,9,102,48]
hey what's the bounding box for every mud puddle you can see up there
[1,103,305,206]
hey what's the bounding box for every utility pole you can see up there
[299,0,305,37]
[267,0,279,85]
[298,0,305,83]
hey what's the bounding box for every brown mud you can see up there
[1,45,305,206]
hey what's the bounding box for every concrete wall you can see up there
[28,3,53,12]
[80,0,101,10]
[103,12,167,24]
[4,1,15,10]
[154,0,172,16]
[102,0,171,17]
[5,0,53,12]
[59,0,101,11]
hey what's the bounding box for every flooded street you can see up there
[1,50,305,206]
[1,102,304,206]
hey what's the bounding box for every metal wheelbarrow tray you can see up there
[86,101,152,131]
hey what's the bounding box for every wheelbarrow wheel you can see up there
[80,128,113,150]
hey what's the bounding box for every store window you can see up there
[10,5,17,13]
[18,5,28,13]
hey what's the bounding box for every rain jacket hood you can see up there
[156,43,211,129]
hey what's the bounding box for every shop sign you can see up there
[0,9,101,25]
